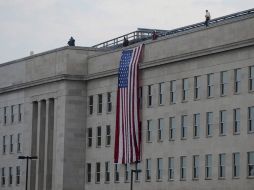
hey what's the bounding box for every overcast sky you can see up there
[0,0,254,63]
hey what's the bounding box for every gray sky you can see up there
[1,0,254,64]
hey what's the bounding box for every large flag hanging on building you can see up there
[114,44,143,164]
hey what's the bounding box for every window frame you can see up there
[207,73,214,98]
[97,94,103,114]
[234,68,241,93]
[218,153,226,179]
[96,126,102,147]
[107,92,112,113]
[205,154,212,179]
[89,96,93,115]
[193,155,199,179]
[193,113,200,138]
[170,80,176,104]
[233,152,240,178]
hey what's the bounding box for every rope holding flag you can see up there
[114,44,143,164]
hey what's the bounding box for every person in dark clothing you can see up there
[123,37,129,47]
[68,37,75,46]
[152,30,158,40]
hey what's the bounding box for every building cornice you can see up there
[0,38,254,94]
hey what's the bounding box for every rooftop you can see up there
[92,8,254,49]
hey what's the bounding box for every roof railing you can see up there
[92,8,254,49]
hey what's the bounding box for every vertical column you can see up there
[38,100,46,190]
[46,98,55,190]
[30,101,38,190]
[43,100,49,190]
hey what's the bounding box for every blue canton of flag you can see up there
[118,50,133,88]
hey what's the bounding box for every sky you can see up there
[0,0,254,64]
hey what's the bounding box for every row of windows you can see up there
[86,106,254,148]
[88,92,112,115]
[1,134,22,154]
[86,152,254,184]
[0,104,23,126]
[1,166,20,186]
[88,66,254,114]
[147,107,254,142]
[87,126,111,148]
[144,67,254,106]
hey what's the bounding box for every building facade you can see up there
[0,9,254,190]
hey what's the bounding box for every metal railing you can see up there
[92,8,254,49]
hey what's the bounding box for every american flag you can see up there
[114,44,143,164]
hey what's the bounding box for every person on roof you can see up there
[123,37,129,47]
[68,37,75,46]
[205,10,211,27]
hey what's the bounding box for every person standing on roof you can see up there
[205,10,211,27]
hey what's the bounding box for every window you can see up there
[159,82,164,105]
[87,128,92,147]
[106,125,111,146]
[18,104,22,122]
[181,115,187,139]
[233,153,240,178]
[248,107,254,133]
[147,85,152,107]
[96,126,101,147]
[10,135,13,153]
[147,120,152,142]
[182,78,189,101]
[207,73,214,98]
[249,66,254,91]
[194,76,201,99]
[105,162,110,182]
[96,162,101,183]
[180,156,187,180]
[157,158,163,180]
[135,162,141,181]
[170,80,176,104]
[169,117,176,140]
[219,110,226,135]
[3,136,6,154]
[205,154,212,179]
[248,152,254,177]
[9,167,12,185]
[158,118,164,141]
[4,107,7,125]
[206,112,213,137]
[89,96,93,115]
[193,113,200,138]
[16,166,20,185]
[168,157,174,180]
[125,164,130,182]
[219,154,226,178]
[193,155,199,179]
[11,105,14,123]
[146,159,151,181]
[139,87,143,109]
[114,164,120,182]
[233,109,240,134]
[234,69,241,93]
[220,71,228,96]
[107,92,112,113]
[97,94,102,114]
[87,163,91,182]
[17,133,21,152]
[1,168,5,186]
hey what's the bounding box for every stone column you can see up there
[38,100,46,190]
[46,98,55,190]
[30,101,38,190]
